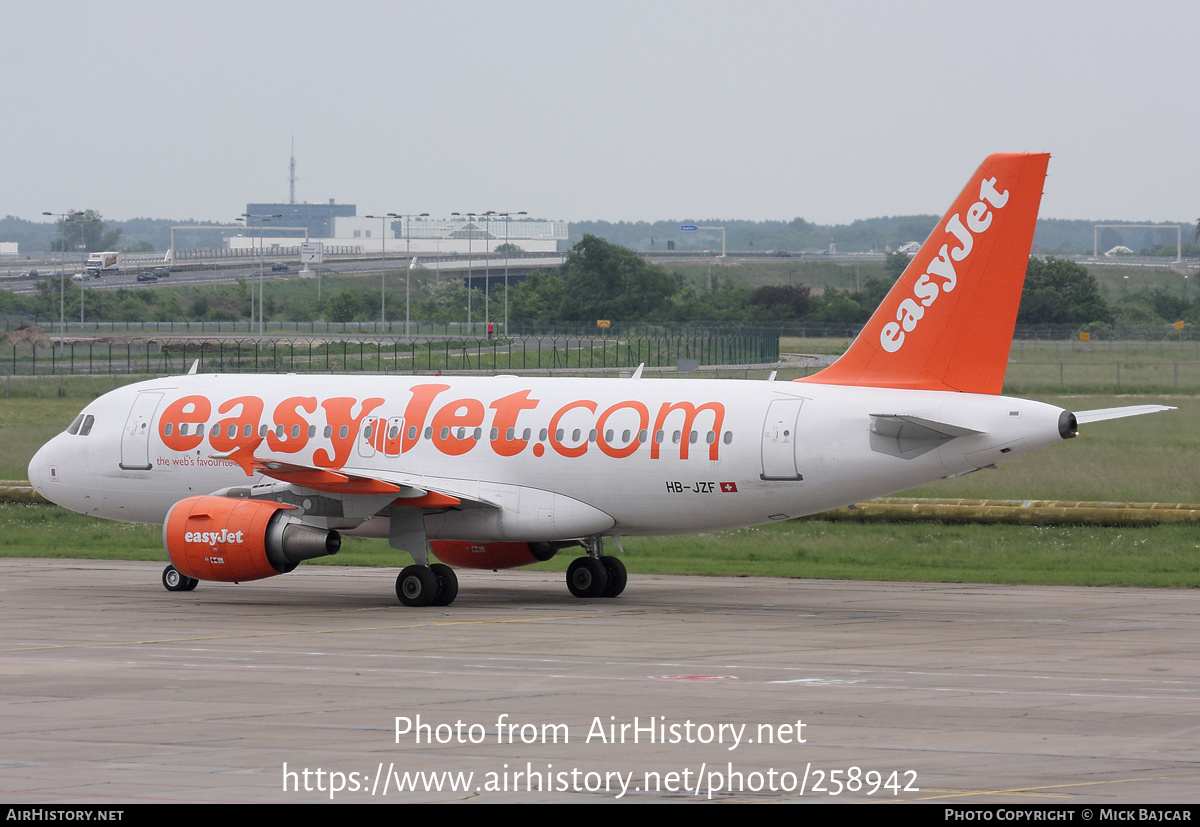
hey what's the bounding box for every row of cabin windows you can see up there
[162,422,340,440]
[159,419,736,447]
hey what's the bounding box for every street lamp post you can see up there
[451,212,480,333]
[400,212,429,255]
[76,217,90,323]
[482,211,493,331]
[42,210,83,341]
[365,214,394,327]
[240,212,281,343]
[496,211,526,336]
[394,213,429,338]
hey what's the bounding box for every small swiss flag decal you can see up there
[719,482,738,493]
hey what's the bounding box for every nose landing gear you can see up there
[162,565,199,592]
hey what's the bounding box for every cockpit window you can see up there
[66,414,95,436]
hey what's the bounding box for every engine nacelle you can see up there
[164,495,341,582]
[429,540,573,570]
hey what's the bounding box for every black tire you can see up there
[182,575,199,591]
[566,557,609,598]
[162,565,189,592]
[396,565,438,607]
[600,556,627,598]
[430,563,459,607]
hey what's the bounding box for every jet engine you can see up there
[163,495,341,582]
[429,540,574,570]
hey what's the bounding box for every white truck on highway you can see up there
[85,251,120,275]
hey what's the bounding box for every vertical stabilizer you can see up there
[799,153,1049,394]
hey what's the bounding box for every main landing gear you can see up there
[395,563,458,608]
[566,537,626,599]
[161,565,198,592]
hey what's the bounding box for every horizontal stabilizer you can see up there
[1075,405,1175,424]
[870,414,983,440]
[868,414,984,460]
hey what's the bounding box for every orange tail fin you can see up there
[799,153,1049,394]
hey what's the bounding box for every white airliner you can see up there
[28,154,1171,606]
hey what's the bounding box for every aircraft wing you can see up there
[1074,405,1175,424]
[211,440,464,508]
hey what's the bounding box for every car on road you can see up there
[271,262,289,272]
[153,267,170,278]
[19,269,38,279]
[136,272,158,283]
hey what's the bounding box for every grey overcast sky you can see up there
[4,0,1198,226]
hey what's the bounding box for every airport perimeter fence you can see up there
[3,317,776,340]
[3,317,1196,343]
[4,318,528,337]
[0,331,780,377]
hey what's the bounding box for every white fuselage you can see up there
[29,373,1070,542]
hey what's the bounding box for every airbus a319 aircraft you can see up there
[29,154,1171,606]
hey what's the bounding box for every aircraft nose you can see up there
[28,438,61,500]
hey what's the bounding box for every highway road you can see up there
[0,255,568,296]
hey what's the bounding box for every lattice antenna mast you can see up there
[289,136,297,205]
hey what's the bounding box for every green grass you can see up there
[0,502,165,560]
[3,504,1197,589]
[1082,262,1194,297]
[539,521,1200,588]
[780,336,854,356]
[664,259,886,294]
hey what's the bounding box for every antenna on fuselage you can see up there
[631,363,644,380]
[187,360,199,375]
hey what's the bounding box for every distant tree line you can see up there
[4,209,1195,258]
[2,236,1196,331]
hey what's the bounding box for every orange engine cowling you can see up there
[429,540,568,570]
[163,495,341,582]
